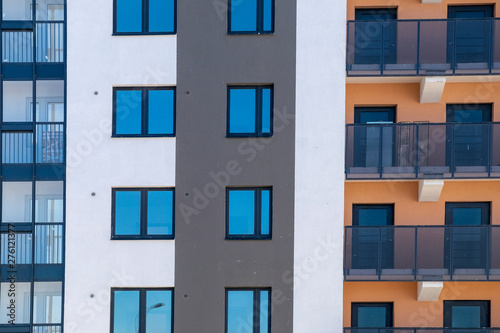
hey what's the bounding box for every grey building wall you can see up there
[175,0,297,331]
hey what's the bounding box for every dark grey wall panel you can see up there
[175,0,296,332]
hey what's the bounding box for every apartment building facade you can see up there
[345,0,500,331]
[60,0,345,333]
[6,0,499,332]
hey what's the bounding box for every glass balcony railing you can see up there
[347,18,500,76]
[344,328,500,333]
[345,123,500,179]
[344,225,500,281]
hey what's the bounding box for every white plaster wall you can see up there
[294,0,346,332]
[65,0,176,332]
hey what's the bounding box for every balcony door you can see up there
[352,303,393,329]
[354,107,395,168]
[352,205,394,270]
[447,5,493,65]
[354,8,397,65]
[445,202,490,270]
[446,104,491,169]
[444,301,490,329]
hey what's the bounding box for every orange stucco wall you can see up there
[345,181,500,226]
[347,0,500,20]
[346,82,500,124]
[344,282,500,327]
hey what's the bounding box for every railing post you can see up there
[380,21,384,75]
[378,226,382,280]
[379,126,383,179]
[487,123,491,178]
[416,20,421,76]
[450,225,454,280]
[415,123,419,179]
[414,226,418,281]
[346,22,350,74]
[344,226,348,278]
[453,19,457,75]
[451,123,455,178]
[345,125,349,179]
[486,225,490,280]
[489,19,493,74]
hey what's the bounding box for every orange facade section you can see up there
[344,282,500,327]
[345,181,500,226]
[347,0,500,21]
[346,82,500,124]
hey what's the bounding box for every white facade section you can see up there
[294,0,346,332]
[65,0,177,332]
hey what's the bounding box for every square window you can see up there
[113,87,175,137]
[114,0,176,35]
[112,188,174,239]
[228,0,274,34]
[111,288,173,333]
[227,86,273,137]
[226,288,270,333]
[226,188,271,239]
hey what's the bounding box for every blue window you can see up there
[111,288,173,333]
[227,86,273,137]
[112,188,174,239]
[228,0,274,34]
[226,188,271,239]
[114,0,176,34]
[226,288,270,333]
[113,87,175,137]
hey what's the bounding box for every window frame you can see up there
[443,300,490,328]
[112,87,176,137]
[110,287,174,333]
[352,204,394,226]
[227,0,275,35]
[113,0,177,35]
[226,187,272,240]
[111,187,175,240]
[225,287,272,333]
[351,302,393,328]
[226,85,274,138]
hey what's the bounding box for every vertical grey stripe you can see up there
[175,0,297,331]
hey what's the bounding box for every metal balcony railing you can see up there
[344,225,500,281]
[1,22,64,63]
[344,328,500,333]
[345,123,500,179]
[2,123,64,164]
[347,18,500,76]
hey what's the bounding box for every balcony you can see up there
[345,123,500,180]
[344,329,500,333]
[347,18,500,77]
[1,22,64,78]
[1,123,64,179]
[344,225,500,281]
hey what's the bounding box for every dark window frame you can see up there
[352,204,394,270]
[225,287,272,333]
[226,85,274,138]
[112,0,177,35]
[112,87,176,137]
[443,300,490,328]
[352,204,395,226]
[226,187,272,240]
[227,0,275,35]
[351,302,393,328]
[111,187,175,240]
[110,287,174,333]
